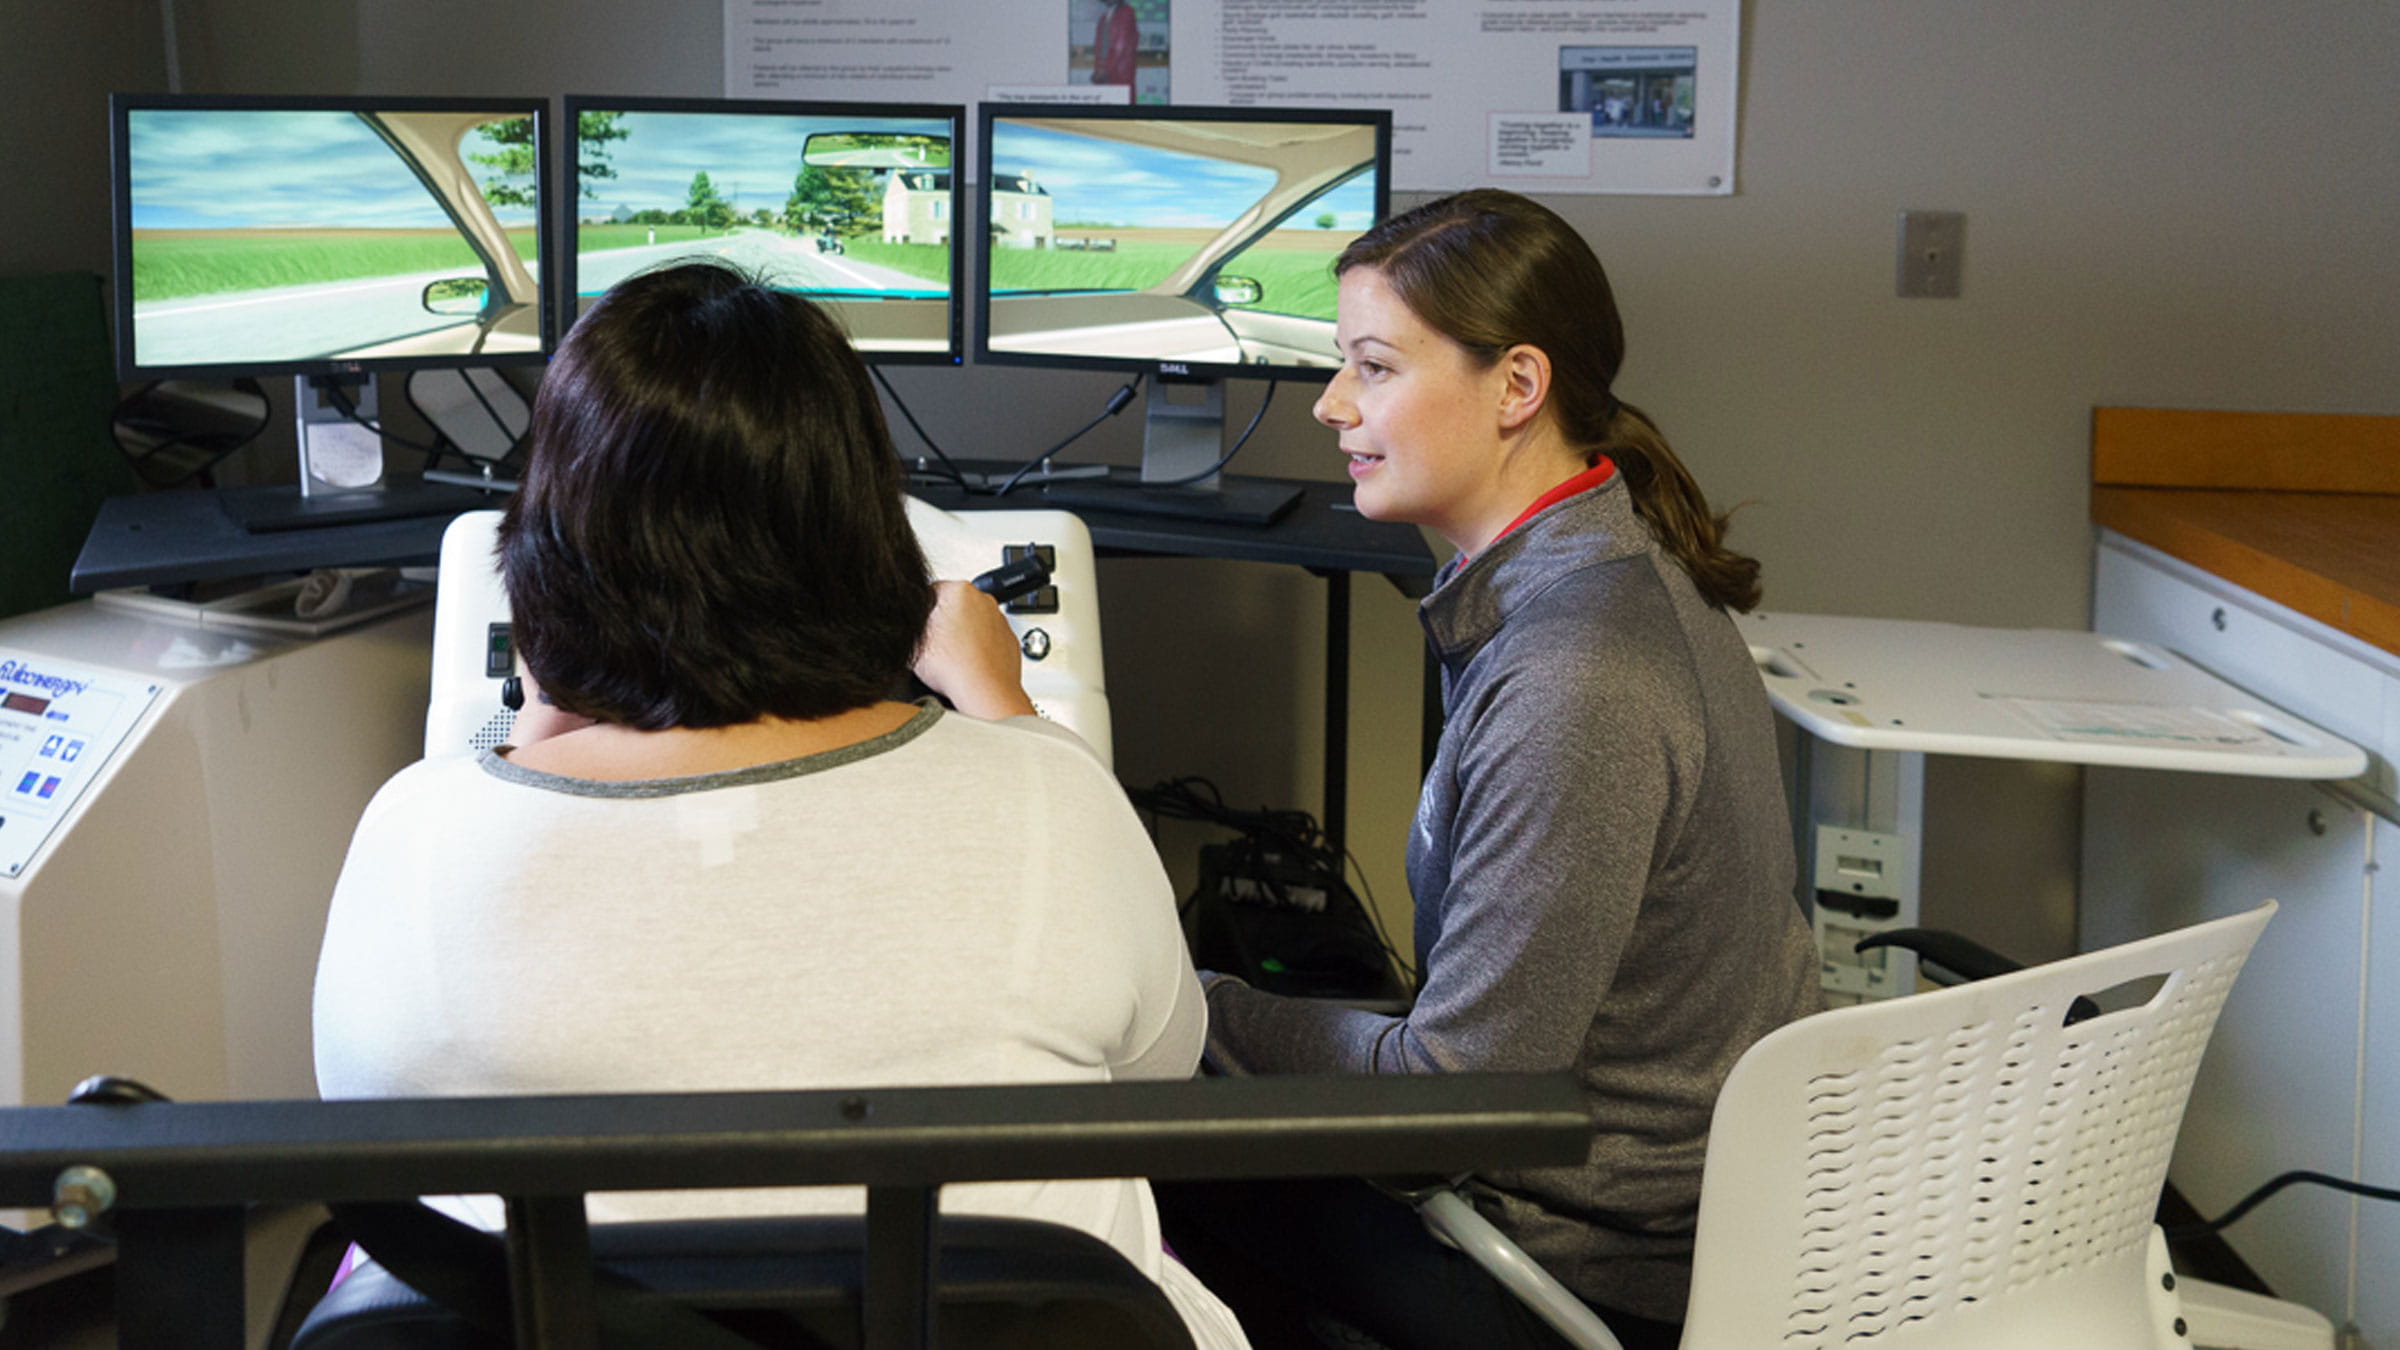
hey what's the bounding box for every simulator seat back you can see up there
[422,498,1113,765]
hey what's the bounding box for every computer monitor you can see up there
[973,104,1390,524]
[110,94,553,536]
[110,94,552,381]
[562,96,964,365]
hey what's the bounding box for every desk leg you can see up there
[866,1184,937,1350]
[1323,569,1350,862]
[1794,736,1924,1003]
[505,1194,599,1349]
[116,1206,246,1350]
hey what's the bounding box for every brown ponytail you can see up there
[1601,401,1761,612]
[1336,189,1762,612]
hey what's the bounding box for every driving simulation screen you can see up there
[565,99,963,362]
[978,107,1388,377]
[114,99,546,377]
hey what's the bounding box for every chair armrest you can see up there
[1416,1189,1625,1350]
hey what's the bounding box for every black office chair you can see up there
[292,1204,1193,1349]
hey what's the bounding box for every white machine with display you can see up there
[423,498,1113,764]
[0,601,432,1111]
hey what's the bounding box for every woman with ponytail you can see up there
[1160,190,1821,1350]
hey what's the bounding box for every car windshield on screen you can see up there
[124,107,540,368]
[571,109,953,304]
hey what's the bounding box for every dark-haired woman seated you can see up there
[312,261,1246,1348]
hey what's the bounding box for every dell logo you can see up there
[1158,362,1191,376]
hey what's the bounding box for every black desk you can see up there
[68,480,507,594]
[70,469,1438,856]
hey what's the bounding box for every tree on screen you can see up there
[684,172,736,230]
[469,111,626,208]
[782,166,880,237]
[467,118,540,209]
[574,112,629,199]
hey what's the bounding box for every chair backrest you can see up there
[1681,902,2274,1349]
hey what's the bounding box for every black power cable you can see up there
[1138,380,1279,488]
[871,364,974,491]
[318,378,443,456]
[2163,1170,2400,1242]
[1126,776,1411,982]
[991,376,1145,498]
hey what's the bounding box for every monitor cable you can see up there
[2162,1169,2399,1242]
[1139,379,1278,488]
[320,379,443,457]
[403,369,529,477]
[872,365,975,492]
[990,375,1145,499]
[1127,775,1413,984]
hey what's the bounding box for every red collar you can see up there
[1491,458,1618,545]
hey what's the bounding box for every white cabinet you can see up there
[2363,816,2400,1350]
[2088,530,2397,1342]
[2082,765,2364,1323]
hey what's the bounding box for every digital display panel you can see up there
[975,104,1390,380]
[112,95,550,379]
[564,97,964,363]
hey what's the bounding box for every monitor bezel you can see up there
[972,102,1393,384]
[559,93,967,367]
[109,92,557,383]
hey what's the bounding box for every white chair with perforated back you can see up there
[1417,901,2334,1350]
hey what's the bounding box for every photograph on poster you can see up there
[1560,46,1697,139]
[1068,0,1171,104]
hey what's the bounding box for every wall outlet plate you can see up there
[1897,209,1965,298]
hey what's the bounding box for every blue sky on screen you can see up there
[580,111,952,217]
[127,109,538,230]
[992,122,1376,231]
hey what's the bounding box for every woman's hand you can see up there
[913,581,1038,721]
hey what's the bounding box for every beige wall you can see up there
[12,1,2396,958]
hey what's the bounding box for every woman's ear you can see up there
[1496,344,1552,433]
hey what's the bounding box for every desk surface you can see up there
[70,482,508,594]
[1738,609,2366,778]
[2091,486,2400,662]
[72,467,1435,595]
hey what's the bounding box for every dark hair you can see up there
[498,261,932,729]
[1336,189,1761,611]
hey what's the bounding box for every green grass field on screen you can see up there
[576,223,726,253]
[133,229,540,302]
[992,240,1337,321]
[838,239,949,286]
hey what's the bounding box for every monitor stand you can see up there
[220,375,515,533]
[219,475,510,533]
[1037,378,1303,527]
